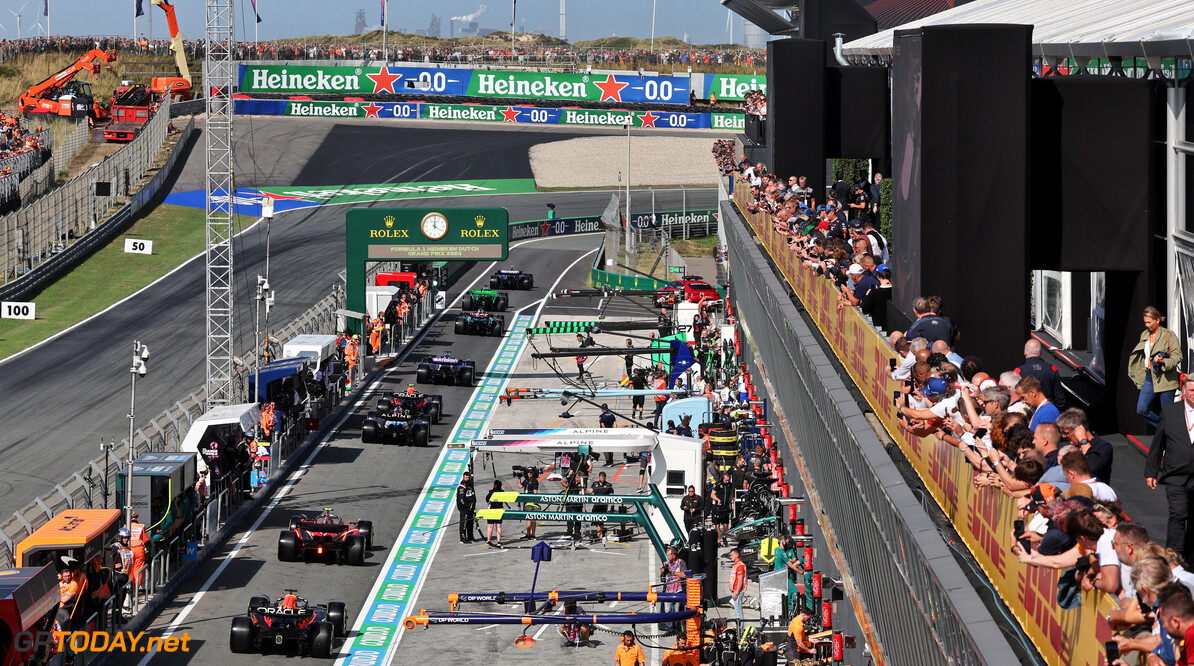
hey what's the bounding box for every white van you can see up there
[179,403,260,474]
[282,334,339,364]
[365,286,399,319]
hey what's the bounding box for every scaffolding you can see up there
[204,0,235,406]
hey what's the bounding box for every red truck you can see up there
[103,84,156,142]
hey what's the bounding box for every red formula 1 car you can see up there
[229,590,346,657]
[278,509,373,565]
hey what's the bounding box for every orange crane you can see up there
[148,0,192,100]
[18,48,116,120]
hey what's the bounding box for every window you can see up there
[1032,270,1072,347]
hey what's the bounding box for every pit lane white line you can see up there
[132,234,583,665]
[339,247,597,665]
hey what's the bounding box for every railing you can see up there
[0,96,171,286]
[729,179,1112,665]
[52,118,92,174]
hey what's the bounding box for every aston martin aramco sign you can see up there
[345,207,509,326]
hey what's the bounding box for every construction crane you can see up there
[18,48,116,120]
[148,0,192,100]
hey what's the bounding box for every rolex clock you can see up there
[421,212,449,240]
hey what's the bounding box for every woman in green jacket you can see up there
[1128,306,1183,428]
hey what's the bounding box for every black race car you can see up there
[455,310,505,337]
[230,591,346,657]
[380,388,444,424]
[489,268,534,290]
[416,354,476,386]
[278,508,374,564]
[463,288,509,311]
[360,403,432,445]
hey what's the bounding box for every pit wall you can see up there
[729,179,1115,665]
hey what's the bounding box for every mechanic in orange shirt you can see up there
[614,630,645,666]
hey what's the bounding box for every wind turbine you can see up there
[9,1,27,40]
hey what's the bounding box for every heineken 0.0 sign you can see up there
[345,207,509,330]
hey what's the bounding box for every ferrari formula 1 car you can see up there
[455,310,505,337]
[360,403,432,445]
[416,354,476,386]
[463,288,509,311]
[278,508,374,564]
[229,590,347,657]
[489,268,534,290]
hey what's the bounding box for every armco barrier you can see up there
[0,112,192,303]
[731,180,1113,665]
[235,97,745,131]
[0,97,174,293]
[723,198,1018,665]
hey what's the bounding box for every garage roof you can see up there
[841,0,1194,59]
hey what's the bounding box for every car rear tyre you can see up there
[463,294,474,310]
[278,531,299,561]
[230,616,255,654]
[326,602,348,638]
[357,520,374,550]
[462,366,475,386]
[454,318,466,335]
[428,401,441,425]
[489,277,499,289]
[497,295,508,311]
[519,276,531,289]
[310,621,334,658]
[412,424,429,448]
[416,365,431,384]
[347,535,366,566]
[361,421,380,444]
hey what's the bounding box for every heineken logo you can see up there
[289,102,361,117]
[427,105,498,121]
[563,110,635,126]
[252,67,363,92]
[712,114,745,130]
[476,73,588,99]
[711,74,768,101]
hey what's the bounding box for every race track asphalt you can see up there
[0,117,719,550]
[104,232,604,665]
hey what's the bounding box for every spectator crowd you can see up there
[714,138,1194,666]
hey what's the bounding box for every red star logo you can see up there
[637,111,660,128]
[500,106,521,123]
[367,66,402,94]
[363,102,382,118]
[594,74,629,102]
[541,221,553,236]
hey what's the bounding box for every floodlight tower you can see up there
[205,0,236,406]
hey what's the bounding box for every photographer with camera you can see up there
[1129,306,1183,430]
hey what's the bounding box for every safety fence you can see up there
[730,179,1113,664]
[723,198,1018,665]
[0,96,172,289]
[52,118,92,174]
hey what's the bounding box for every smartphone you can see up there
[889,358,898,371]
[1105,641,1119,663]
[974,428,988,440]
[1013,520,1025,537]
[893,391,901,408]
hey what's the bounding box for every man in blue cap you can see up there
[899,377,963,427]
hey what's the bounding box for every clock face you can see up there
[421,213,449,240]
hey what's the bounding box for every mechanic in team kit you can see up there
[600,403,617,466]
[485,479,506,547]
[456,471,477,544]
[591,471,614,539]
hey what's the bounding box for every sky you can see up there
[17,0,759,45]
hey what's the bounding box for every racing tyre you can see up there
[327,602,348,638]
[454,318,466,335]
[310,621,334,658]
[519,276,532,290]
[463,294,474,310]
[412,423,430,448]
[497,295,508,312]
[248,595,270,613]
[490,321,502,337]
[230,616,255,654]
[416,365,431,384]
[361,421,380,444]
[489,277,499,289]
[347,535,366,566]
[357,520,374,550]
[278,531,299,561]
[461,366,475,386]
[428,401,441,424]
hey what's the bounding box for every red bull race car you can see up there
[229,590,347,657]
[278,509,374,565]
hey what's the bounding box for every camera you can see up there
[511,465,527,479]
[1153,351,1170,376]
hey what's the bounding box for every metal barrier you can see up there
[722,199,1018,665]
[0,96,172,286]
[51,118,91,175]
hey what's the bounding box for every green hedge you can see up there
[880,178,893,243]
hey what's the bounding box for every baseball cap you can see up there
[1025,483,1061,511]
[978,378,998,390]
[845,263,865,276]
[922,378,949,397]
[875,263,891,273]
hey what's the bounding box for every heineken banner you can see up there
[689,73,768,102]
[628,209,718,229]
[237,64,691,105]
[508,216,604,240]
[241,98,742,131]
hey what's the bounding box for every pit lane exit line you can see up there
[337,248,597,666]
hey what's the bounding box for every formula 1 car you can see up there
[489,268,534,290]
[278,508,374,564]
[416,354,476,386]
[229,590,347,657]
[360,403,432,445]
[455,310,505,337]
[379,388,444,424]
[463,288,509,311]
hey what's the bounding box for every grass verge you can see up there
[0,204,254,359]
[672,235,719,257]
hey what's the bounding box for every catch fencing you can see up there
[0,96,172,289]
[722,198,1018,665]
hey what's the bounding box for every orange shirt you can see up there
[615,643,646,666]
[663,647,698,666]
[730,559,747,593]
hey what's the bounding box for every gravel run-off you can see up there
[530,135,723,188]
